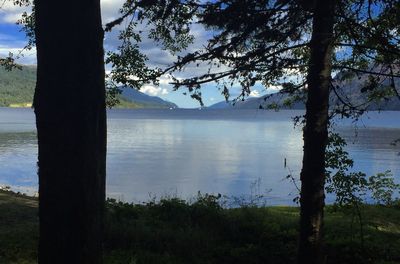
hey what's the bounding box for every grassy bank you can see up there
[0,190,399,264]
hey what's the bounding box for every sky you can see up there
[0,0,268,108]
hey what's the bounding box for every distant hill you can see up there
[119,87,177,109]
[208,94,305,110]
[209,73,400,111]
[0,65,36,107]
[0,65,178,109]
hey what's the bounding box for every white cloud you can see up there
[140,84,169,96]
[268,85,282,92]
[0,43,36,65]
[0,1,30,24]
[0,0,123,24]
[1,12,23,24]
[161,89,168,95]
[249,90,260,97]
[100,0,125,24]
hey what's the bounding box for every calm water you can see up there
[0,107,399,205]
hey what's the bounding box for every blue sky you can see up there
[0,0,268,108]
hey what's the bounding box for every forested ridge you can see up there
[0,65,36,107]
[0,65,177,108]
[210,73,400,110]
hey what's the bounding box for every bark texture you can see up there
[34,1,106,263]
[298,0,335,263]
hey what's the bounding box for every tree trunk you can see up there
[298,0,335,263]
[34,1,106,263]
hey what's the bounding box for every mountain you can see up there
[208,94,306,110]
[208,98,260,109]
[330,71,400,111]
[209,73,400,111]
[0,65,178,109]
[0,65,36,107]
[118,87,177,109]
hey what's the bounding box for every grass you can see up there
[0,191,38,264]
[0,190,399,264]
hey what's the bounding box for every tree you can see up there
[298,1,335,263]
[34,0,106,263]
[105,0,400,263]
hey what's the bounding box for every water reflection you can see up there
[0,131,37,193]
[105,117,305,203]
[0,108,399,204]
[338,127,400,177]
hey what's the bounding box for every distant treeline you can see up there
[0,66,36,107]
[0,65,177,109]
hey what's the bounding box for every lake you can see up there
[0,107,399,205]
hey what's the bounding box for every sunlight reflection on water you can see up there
[0,108,399,205]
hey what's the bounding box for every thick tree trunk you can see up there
[298,0,335,263]
[34,1,106,263]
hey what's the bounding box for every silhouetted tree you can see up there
[34,0,106,263]
[298,1,334,263]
